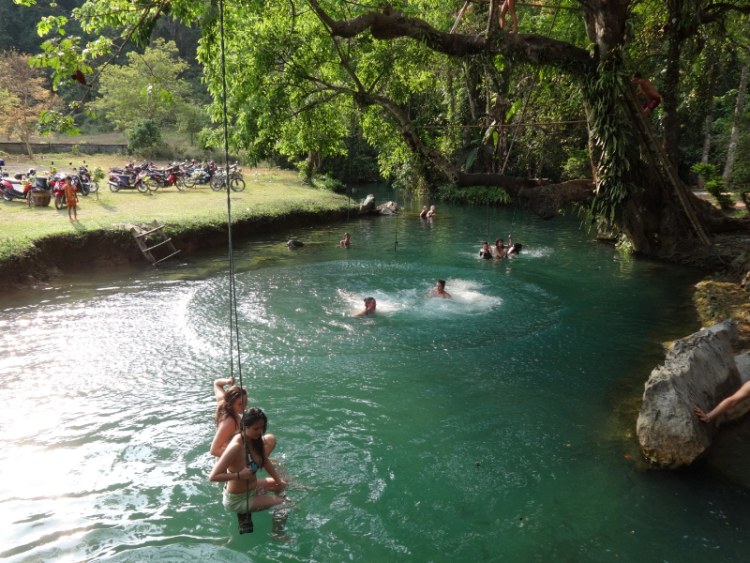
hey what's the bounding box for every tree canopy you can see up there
[11,0,750,256]
[89,38,195,131]
[0,50,60,157]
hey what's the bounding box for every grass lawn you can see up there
[1,155,352,261]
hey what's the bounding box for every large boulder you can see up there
[636,320,743,468]
[359,194,376,214]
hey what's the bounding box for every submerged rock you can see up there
[636,320,746,468]
[287,239,304,249]
[377,201,399,215]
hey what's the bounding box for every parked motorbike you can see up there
[209,163,246,192]
[143,163,187,191]
[182,160,218,189]
[76,165,99,194]
[1,172,33,202]
[108,162,150,193]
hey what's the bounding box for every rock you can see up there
[636,320,741,468]
[286,240,304,249]
[377,201,399,215]
[736,351,750,383]
[358,194,376,214]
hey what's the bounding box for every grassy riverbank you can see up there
[1,165,352,262]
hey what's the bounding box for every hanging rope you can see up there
[218,0,244,392]
[218,0,257,528]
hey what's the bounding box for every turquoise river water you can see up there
[1,195,749,562]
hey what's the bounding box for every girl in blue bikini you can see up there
[209,408,288,531]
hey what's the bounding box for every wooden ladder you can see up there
[623,84,711,246]
[129,220,181,265]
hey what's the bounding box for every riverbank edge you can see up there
[0,206,352,290]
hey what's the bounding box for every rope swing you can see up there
[217,0,258,534]
[218,0,244,393]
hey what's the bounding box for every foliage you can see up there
[436,184,510,206]
[0,50,60,156]
[9,0,750,256]
[313,174,346,194]
[89,39,198,131]
[92,166,106,182]
[584,60,632,223]
[561,147,591,180]
[691,162,734,209]
[127,119,162,153]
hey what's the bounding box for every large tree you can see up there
[89,38,196,131]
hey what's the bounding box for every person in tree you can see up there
[693,380,750,423]
[632,73,661,116]
[500,0,518,34]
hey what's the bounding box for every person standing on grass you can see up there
[63,176,78,222]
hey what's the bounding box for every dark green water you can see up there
[1,197,748,562]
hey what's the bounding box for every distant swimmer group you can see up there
[480,234,522,260]
[419,204,437,219]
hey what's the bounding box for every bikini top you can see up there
[245,447,262,475]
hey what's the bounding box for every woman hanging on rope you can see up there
[211,377,276,457]
[209,408,288,532]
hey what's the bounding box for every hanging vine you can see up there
[584,56,633,223]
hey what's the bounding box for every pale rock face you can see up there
[358,194,376,214]
[637,320,744,468]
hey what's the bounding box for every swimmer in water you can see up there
[353,296,377,317]
[479,242,493,260]
[340,232,351,248]
[431,279,452,298]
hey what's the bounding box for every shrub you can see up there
[127,119,163,153]
[691,162,734,210]
[313,174,346,194]
[561,148,591,180]
[436,184,510,206]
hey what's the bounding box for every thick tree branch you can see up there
[306,0,594,76]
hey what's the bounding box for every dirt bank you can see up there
[0,208,350,290]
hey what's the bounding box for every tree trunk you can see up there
[661,0,682,167]
[722,62,749,187]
